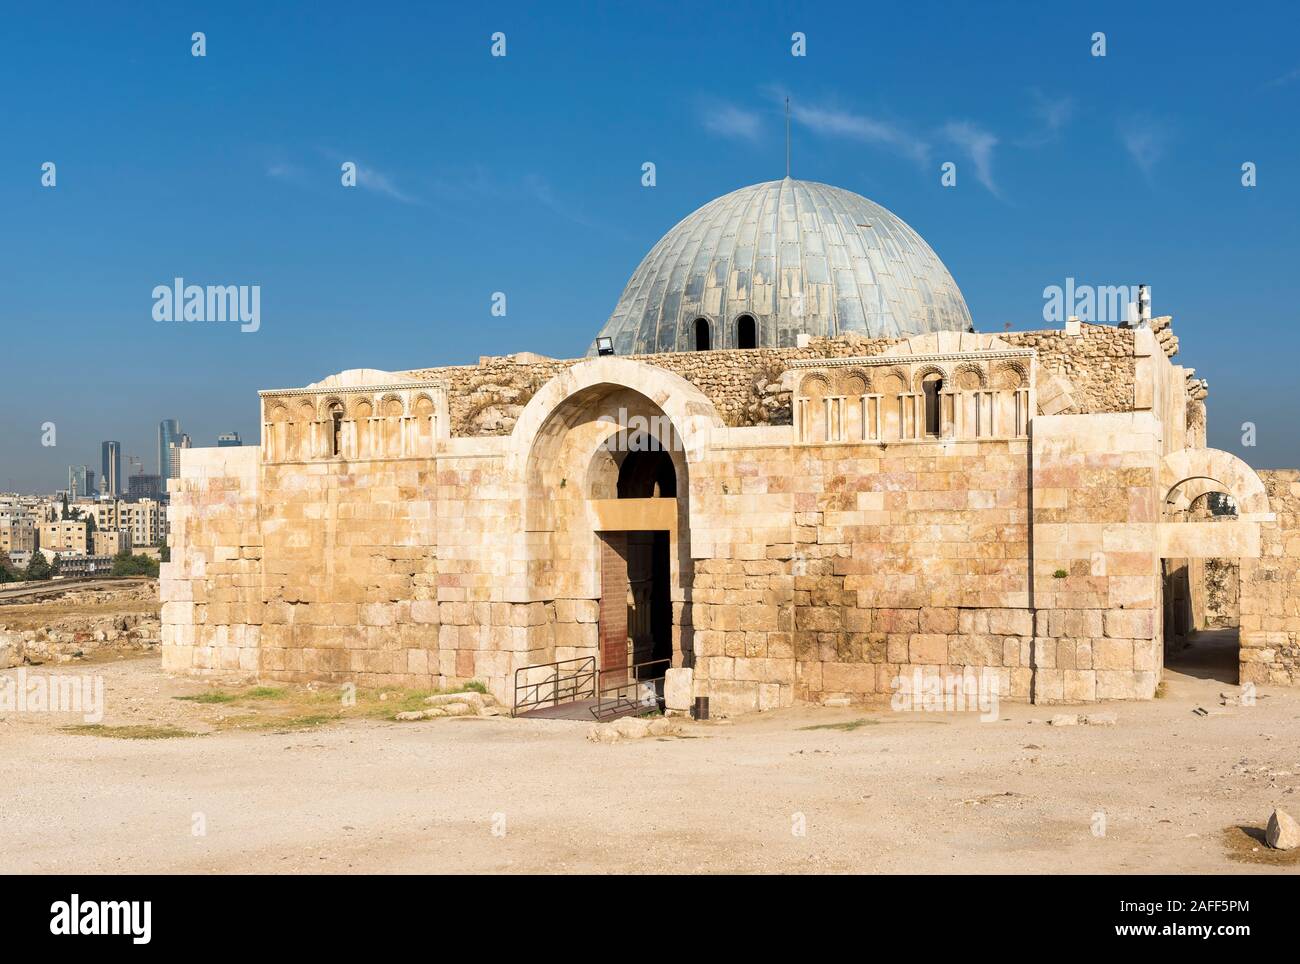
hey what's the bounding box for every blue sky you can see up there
[2,0,1298,491]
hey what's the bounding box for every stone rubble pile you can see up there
[394,689,504,720]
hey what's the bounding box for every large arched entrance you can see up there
[508,358,722,716]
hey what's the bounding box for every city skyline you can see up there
[0,423,242,497]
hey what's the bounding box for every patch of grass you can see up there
[63,724,197,740]
[1052,569,1069,579]
[799,718,880,732]
[168,679,496,731]
[174,692,238,704]
[244,686,287,699]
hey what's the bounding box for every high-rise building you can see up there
[168,433,192,479]
[217,432,242,447]
[101,441,122,496]
[159,419,180,478]
[128,474,164,501]
[67,465,95,499]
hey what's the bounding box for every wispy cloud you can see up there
[701,101,763,142]
[353,162,419,204]
[265,160,306,183]
[764,87,931,167]
[1019,89,1074,147]
[791,101,932,167]
[943,120,1000,196]
[1118,116,1171,176]
[523,173,606,231]
[1263,65,1300,88]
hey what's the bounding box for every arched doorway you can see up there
[519,379,701,681]
[1158,447,1271,688]
[736,314,757,349]
[693,318,711,351]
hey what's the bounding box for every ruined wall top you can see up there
[395,322,1146,439]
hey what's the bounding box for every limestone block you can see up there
[822,662,876,693]
[1094,670,1138,700]
[1092,638,1134,670]
[1104,609,1154,639]
[1063,670,1097,702]
[909,634,948,665]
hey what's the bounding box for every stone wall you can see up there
[161,447,263,676]
[1240,470,1300,685]
[785,438,1035,705]
[1029,413,1163,702]
[1001,325,1135,414]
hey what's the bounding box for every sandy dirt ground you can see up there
[1,631,1297,874]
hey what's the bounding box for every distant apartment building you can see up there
[0,517,37,554]
[128,473,165,501]
[93,527,132,557]
[38,518,89,554]
[159,419,181,479]
[67,465,95,499]
[101,441,122,496]
[217,432,242,447]
[76,498,166,547]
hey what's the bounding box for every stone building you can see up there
[160,178,1295,714]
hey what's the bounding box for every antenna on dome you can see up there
[785,96,792,178]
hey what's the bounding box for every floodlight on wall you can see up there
[596,337,615,356]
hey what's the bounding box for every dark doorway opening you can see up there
[598,529,672,673]
[736,314,757,349]
[693,318,711,351]
[617,446,676,498]
[922,374,943,437]
[627,531,672,666]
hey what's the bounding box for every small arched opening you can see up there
[693,318,711,351]
[328,402,345,457]
[921,373,943,437]
[736,314,757,349]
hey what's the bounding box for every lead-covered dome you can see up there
[593,177,972,355]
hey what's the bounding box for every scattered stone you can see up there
[612,716,651,740]
[394,711,426,722]
[424,691,486,711]
[1083,712,1117,726]
[586,715,679,743]
[440,702,473,717]
[647,718,678,737]
[1265,808,1300,850]
[1192,707,1209,716]
[1049,714,1079,726]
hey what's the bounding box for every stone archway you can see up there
[509,359,723,681]
[1157,447,1272,685]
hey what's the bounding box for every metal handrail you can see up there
[512,656,597,716]
[591,657,671,720]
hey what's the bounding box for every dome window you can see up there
[736,314,757,349]
[693,318,711,351]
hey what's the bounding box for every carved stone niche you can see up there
[258,369,449,463]
[788,335,1037,445]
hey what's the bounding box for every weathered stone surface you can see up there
[1266,808,1300,850]
[664,668,693,712]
